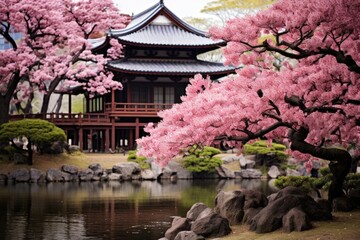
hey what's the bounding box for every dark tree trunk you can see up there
[289,127,352,209]
[40,93,51,115]
[27,140,33,165]
[0,96,10,125]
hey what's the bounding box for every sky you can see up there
[113,0,213,19]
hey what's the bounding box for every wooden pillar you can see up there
[111,119,116,150]
[79,127,83,150]
[129,129,134,150]
[105,128,110,152]
[135,118,140,140]
[111,89,115,111]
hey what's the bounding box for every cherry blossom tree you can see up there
[138,0,360,205]
[0,0,128,123]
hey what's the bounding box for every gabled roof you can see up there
[107,58,235,76]
[109,1,224,47]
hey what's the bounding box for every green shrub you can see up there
[275,169,360,196]
[182,146,222,173]
[275,176,316,193]
[244,140,289,160]
[127,150,150,169]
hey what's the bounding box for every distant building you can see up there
[11,1,236,152]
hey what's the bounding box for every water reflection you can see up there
[0,179,276,240]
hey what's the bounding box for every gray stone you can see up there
[165,217,191,240]
[88,163,103,176]
[112,162,141,180]
[151,161,163,178]
[168,161,192,179]
[78,169,93,181]
[243,207,262,224]
[191,211,231,238]
[141,169,156,180]
[68,145,81,153]
[61,165,79,175]
[216,166,235,179]
[30,168,46,183]
[333,196,355,212]
[46,168,64,182]
[61,171,75,182]
[174,231,204,240]
[108,173,122,181]
[186,202,209,221]
[239,155,256,169]
[267,165,282,179]
[9,168,30,182]
[282,207,312,232]
[214,190,245,225]
[235,169,262,179]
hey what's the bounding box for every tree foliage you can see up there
[0,119,66,165]
[0,0,128,123]
[138,0,360,204]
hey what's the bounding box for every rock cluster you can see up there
[160,186,333,240]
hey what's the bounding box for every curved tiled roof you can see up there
[117,25,223,47]
[110,1,225,47]
[108,58,235,75]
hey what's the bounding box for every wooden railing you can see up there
[105,102,173,116]
[9,103,174,124]
[10,113,111,125]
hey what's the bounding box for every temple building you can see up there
[28,0,236,152]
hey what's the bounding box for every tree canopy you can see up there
[138,0,360,204]
[0,0,128,123]
[0,119,66,165]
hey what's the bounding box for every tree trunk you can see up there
[0,96,10,125]
[40,93,51,115]
[289,127,352,209]
[27,140,33,165]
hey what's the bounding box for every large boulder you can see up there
[30,168,46,183]
[174,231,204,240]
[249,186,331,233]
[141,169,156,180]
[46,168,64,182]
[108,173,122,181]
[112,162,141,180]
[61,165,79,175]
[88,163,103,176]
[282,207,312,232]
[267,165,283,179]
[214,191,245,225]
[78,169,94,181]
[191,211,231,238]
[186,203,209,221]
[214,190,268,225]
[168,161,192,179]
[235,169,262,179]
[165,217,191,240]
[216,166,235,179]
[239,155,256,169]
[332,196,356,212]
[9,168,30,182]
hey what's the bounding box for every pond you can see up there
[0,179,277,240]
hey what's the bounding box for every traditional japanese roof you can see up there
[107,58,235,76]
[109,1,224,48]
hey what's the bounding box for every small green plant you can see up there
[275,175,316,193]
[244,140,289,160]
[127,150,150,169]
[182,145,222,173]
[275,168,360,196]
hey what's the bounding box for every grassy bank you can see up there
[0,152,128,174]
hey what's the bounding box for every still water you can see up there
[0,179,276,240]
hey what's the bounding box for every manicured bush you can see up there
[244,140,289,160]
[182,146,222,173]
[127,150,150,169]
[275,175,316,193]
[0,119,66,165]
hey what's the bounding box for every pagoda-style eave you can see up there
[106,66,235,77]
[111,1,213,38]
[118,40,225,50]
